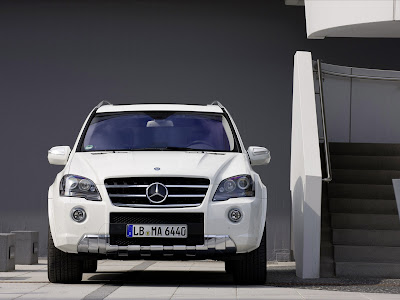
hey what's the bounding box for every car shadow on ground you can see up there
[86,270,234,285]
[83,267,400,294]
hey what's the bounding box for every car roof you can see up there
[96,104,224,114]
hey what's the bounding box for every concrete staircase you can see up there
[320,143,400,278]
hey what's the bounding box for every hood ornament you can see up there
[146,182,168,203]
[154,167,160,171]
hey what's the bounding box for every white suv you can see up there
[47,101,270,284]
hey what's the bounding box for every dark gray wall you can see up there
[1,0,400,258]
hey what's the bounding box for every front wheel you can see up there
[48,228,83,283]
[232,227,267,285]
[225,260,234,274]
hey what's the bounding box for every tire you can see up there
[48,228,83,283]
[83,260,98,273]
[232,227,267,285]
[225,260,234,274]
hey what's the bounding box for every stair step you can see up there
[331,155,400,170]
[330,143,400,156]
[323,142,400,278]
[332,169,400,185]
[332,229,400,246]
[331,213,400,230]
[328,183,395,200]
[335,245,400,263]
[329,198,398,214]
[335,262,400,278]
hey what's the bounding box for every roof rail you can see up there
[210,101,224,109]
[94,100,112,110]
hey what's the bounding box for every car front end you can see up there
[47,101,270,284]
[49,150,267,259]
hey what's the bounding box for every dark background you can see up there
[1,0,400,258]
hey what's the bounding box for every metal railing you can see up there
[319,69,400,82]
[316,59,332,183]
[314,61,400,183]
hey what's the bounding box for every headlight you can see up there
[213,175,255,201]
[60,175,101,201]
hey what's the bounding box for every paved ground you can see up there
[0,259,400,299]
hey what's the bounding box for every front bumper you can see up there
[49,187,267,255]
[77,234,236,257]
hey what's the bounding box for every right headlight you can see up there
[59,174,101,201]
[213,174,255,201]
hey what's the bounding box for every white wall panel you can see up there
[350,68,400,143]
[395,0,400,20]
[318,63,400,144]
[305,0,398,39]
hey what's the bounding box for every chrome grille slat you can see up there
[167,194,207,198]
[108,194,147,198]
[105,177,210,208]
[108,194,206,198]
[113,203,200,208]
[105,184,209,189]
[105,185,148,188]
[166,185,209,188]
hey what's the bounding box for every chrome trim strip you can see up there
[106,244,118,254]
[113,203,200,208]
[105,185,148,188]
[165,185,209,188]
[128,245,140,252]
[77,234,236,256]
[108,194,147,198]
[106,184,209,189]
[168,194,206,198]
[109,194,205,198]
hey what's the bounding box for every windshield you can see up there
[79,111,238,152]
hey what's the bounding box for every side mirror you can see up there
[48,146,71,165]
[248,146,271,166]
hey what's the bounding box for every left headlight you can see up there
[59,175,101,201]
[213,174,255,201]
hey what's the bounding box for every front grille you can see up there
[105,177,210,208]
[109,212,204,246]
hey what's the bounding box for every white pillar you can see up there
[290,51,322,278]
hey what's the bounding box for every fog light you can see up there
[71,207,86,223]
[228,208,242,223]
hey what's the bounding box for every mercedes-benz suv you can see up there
[47,101,270,284]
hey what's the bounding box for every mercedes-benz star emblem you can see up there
[146,182,168,203]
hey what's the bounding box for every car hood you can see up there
[68,151,250,185]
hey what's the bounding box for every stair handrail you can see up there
[317,59,332,183]
[318,69,400,82]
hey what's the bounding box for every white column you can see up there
[291,51,322,278]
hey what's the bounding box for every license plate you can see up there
[126,224,187,238]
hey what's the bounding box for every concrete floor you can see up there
[0,260,399,299]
